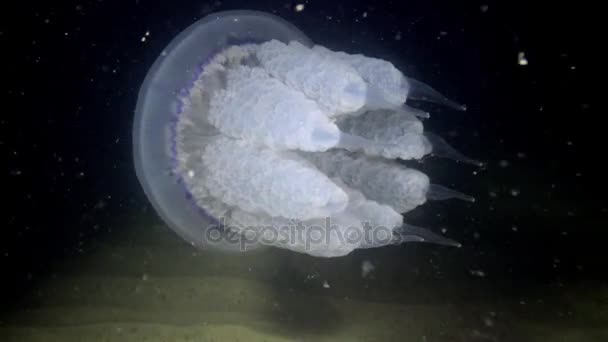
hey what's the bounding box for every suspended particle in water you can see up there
[518,52,528,66]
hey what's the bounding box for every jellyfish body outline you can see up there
[134,10,478,257]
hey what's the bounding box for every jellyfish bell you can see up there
[133,10,479,257]
[133,10,310,252]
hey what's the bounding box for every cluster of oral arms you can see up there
[175,39,481,257]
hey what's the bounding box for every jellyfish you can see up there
[133,10,480,257]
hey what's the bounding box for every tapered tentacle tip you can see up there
[394,224,462,248]
[452,157,484,168]
[469,159,485,168]
[456,194,476,203]
[427,183,475,203]
[447,241,463,248]
[440,99,467,112]
[425,132,484,167]
[406,77,467,112]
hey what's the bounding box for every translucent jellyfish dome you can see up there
[133,10,480,257]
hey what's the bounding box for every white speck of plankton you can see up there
[518,52,529,66]
[187,170,195,178]
[141,30,150,43]
[362,12,368,18]
[322,280,330,288]
[483,316,495,327]
[510,189,520,197]
[361,260,375,278]
[295,4,305,12]
[470,270,486,277]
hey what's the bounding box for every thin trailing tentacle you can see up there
[393,224,462,247]
[425,132,484,167]
[407,77,467,111]
[427,184,475,202]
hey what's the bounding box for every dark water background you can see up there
[1,0,603,341]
